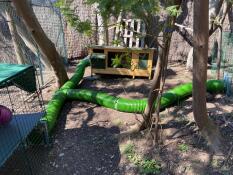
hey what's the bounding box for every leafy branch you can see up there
[54,0,92,36]
[166,5,182,17]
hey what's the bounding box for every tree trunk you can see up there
[209,0,231,36]
[186,48,193,71]
[141,50,162,129]
[103,18,109,45]
[12,0,68,87]
[0,3,52,70]
[141,28,171,130]
[114,12,123,46]
[141,0,181,129]
[96,10,107,46]
[16,23,52,70]
[176,0,230,50]
[95,10,98,45]
[216,27,222,79]
[193,0,221,150]
[209,0,224,29]
[5,8,27,64]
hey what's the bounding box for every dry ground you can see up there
[38,60,233,175]
[2,60,233,175]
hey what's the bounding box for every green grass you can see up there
[121,143,161,174]
[177,143,189,152]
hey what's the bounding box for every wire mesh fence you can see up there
[222,31,233,73]
[0,0,68,86]
[0,1,72,173]
[222,31,233,96]
[210,31,233,96]
[0,65,48,175]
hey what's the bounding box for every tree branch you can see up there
[175,26,194,46]
[209,1,232,36]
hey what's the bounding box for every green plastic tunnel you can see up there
[42,57,225,132]
[66,80,224,113]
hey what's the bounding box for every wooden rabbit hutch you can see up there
[89,46,155,79]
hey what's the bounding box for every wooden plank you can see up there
[104,49,108,68]
[134,69,150,77]
[88,47,93,54]
[92,68,133,76]
[89,45,155,52]
[104,48,131,53]
[131,52,138,78]
[92,68,150,78]
[147,50,153,79]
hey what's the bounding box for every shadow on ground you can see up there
[38,102,121,175]
[0,101,121,175]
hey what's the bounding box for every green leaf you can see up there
[111,54,122,68]
[166,5,182,17]
[54,0,93,36]
[178,143,189,152]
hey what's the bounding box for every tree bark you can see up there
[216,27,222,79]
[176,0,231,47]
[103,18,109,45]
[114,12,124,46]
[5,8,27,64]
[141,50,162,129]
[209,0,231,36]
[12,0,68,87]
[0,3,52,70]
[141,0,182,130]
[193,0,209,130]
[176,28,194,46]
[209,0,224,29]
[184,0,230,72]
[186,48,193,70]
[97,11,105,45]
[193,0,221,150]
